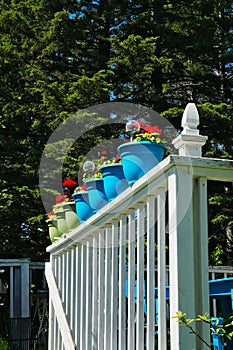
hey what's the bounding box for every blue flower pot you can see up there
[72,192,93,222]
[117,141,166,185]
[85,179,108,213]
[99,163,129,201]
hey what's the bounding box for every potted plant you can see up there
[53,198,70,235]
[99,153,129,201]
[72,185,94,223]
[117,120,167,185]
[62,179,80,230]
[45,211,62,243]
[46,179,80,238]
[83,160,108,213]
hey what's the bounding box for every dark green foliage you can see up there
[0,0,232,266]
[162,103,233,266]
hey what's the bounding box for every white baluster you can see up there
[119,214,127,349]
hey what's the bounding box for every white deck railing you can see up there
[45,104,233,350]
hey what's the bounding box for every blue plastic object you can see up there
[118,141,166,185]
[72,191,93,222]
[85,178,108,213]
[99,163,128,201]
[211,318,224,350]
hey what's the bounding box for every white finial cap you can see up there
[172,103,208,157]
[181,103,199,136]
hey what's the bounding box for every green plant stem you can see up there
[180,316,211,348]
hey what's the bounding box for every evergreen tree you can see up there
[163,102,233,266]
[0,0,112,259]
[0,0,232,265]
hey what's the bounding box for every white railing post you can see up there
[173,103,208,157]
[168,167,197,350]
[110,220,119,350]
[85,239,93,350]
[57,255,62,349]
[119,214,127,349]
[136,203,145,349]
[98,229,105,350]
[80,243,87,349]
[45,262,76,350]
[104,225,111,350]
[92,234,98,349]
[70,248,75,334]
[61,253,66,306]
[74,245,81,347]
[193,177,210,348]
[146,195,156,350]
[128,208,136,350]
[169,103,210,350]
[66,250,71,322]
[48,258,55,350]
[157,188,167,350]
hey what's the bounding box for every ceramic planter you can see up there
[63,201,80,230]
[99,163,129,201]
[72,191,94,222]
[46,218,62,243]
[85,178,108,213]
[55,209,70,234]
[117,141,166,185]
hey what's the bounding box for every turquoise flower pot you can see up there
[99,163,129,201]
[85,178,108,213]
[72,192,93,222]
[117,141,166,185]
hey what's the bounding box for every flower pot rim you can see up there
[46,218,57,223]
[73,191,88,195]
[85,178,104,184]
[62,201,75,205]
[118,140,166,148]
[99,163,123,171]
[54,209,64,214]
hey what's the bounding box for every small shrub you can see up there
[0,338,8,350]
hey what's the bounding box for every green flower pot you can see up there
[46,219,62,243]
[55,209,70,234]
[63,201,80,230]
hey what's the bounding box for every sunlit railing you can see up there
[45,104,233,350]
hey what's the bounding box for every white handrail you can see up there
[46,155,233,350]
[45,262,76,350]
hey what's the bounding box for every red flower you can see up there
[138,120,162,136]
[46,211,55,220]
[101,150,108,155]
[138,120,148,131]
[56,195,66,204]
[115,152,121,160]
[62,179,77,189]
[81,184,87,191]
[145,125,162,135]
